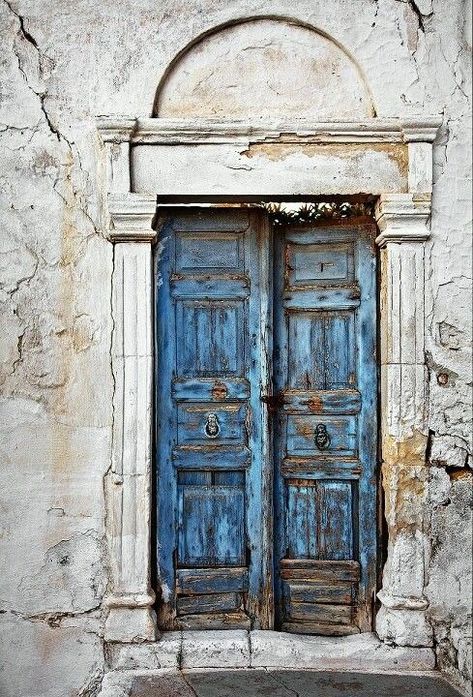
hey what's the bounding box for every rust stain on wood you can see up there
[212,381,228,400]
[294,418,314,438]
[307,395,323,413]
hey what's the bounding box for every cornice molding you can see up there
[108,194,157,242]
[375,193,431,246]
[96,116,442,146]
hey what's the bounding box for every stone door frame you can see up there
[96,116,440,647]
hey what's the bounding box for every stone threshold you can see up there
[105,630,436,672]
[99,668,466,697]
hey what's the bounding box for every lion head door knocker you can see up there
[314,423,331,451]
[204,413,220,439]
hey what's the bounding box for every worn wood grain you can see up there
[281,622,361,636]
[177,592,242,615]
[176,567,249,595]
[283,581,354,605]
[177,611,251,630]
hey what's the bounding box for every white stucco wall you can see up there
[0,1,471,695]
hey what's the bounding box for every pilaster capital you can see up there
[401,118,442,143]
[375,193,431,247]
[108,194,157,242]
[96,117,138,143]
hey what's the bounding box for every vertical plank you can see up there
[318,481,353,560]
[246,209,273,628]
[324,313,355,389]
[354,224,378,631]
[156,218,178,629]
[287,483,319,559]
[273,224,288,629]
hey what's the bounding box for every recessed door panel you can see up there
[178,483,246,566]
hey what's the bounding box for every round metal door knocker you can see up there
[204,413,220,439]
[314,423,331,450]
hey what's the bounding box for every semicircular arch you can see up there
[153,15,376,119]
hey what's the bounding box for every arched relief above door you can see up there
[154,17,375,119]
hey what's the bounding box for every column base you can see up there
[105,605,159,643]
[376,604,433,647]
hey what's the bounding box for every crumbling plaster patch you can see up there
[0,0,471,695]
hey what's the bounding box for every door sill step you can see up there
[105,630,435,672]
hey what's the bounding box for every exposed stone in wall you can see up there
[0,0,471,695]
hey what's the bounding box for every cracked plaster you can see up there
[0,1,471,695]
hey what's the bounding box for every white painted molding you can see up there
[108,194,157,242]
[375,192,432,647]
[375,194,431,246]
[96,117,137,142]
[104,209,158,643]
[401,120,441,142]
[96,116,441,145]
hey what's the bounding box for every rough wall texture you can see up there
[0,1,471,696]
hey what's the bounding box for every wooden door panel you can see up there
[285,479,356,561]
[286,414,357,455]
[177,485,246,566]
[274,221,377,636]
[156,208,271,630]
[177,403,247,446]
[175,232,243,270]
[176,301,245,376]
[177,592,242,615]
[283,580,354,605]
[286,242,355,286]
[176,567,248,595]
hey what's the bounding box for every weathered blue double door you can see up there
[155,208,377,635]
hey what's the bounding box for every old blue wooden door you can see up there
[155,208,272,630]
[155,209,377,634]
[273,220,377,635]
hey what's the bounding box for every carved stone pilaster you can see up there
[104,194,158,642]
[375,193,433,647]
[96,119,137,194]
